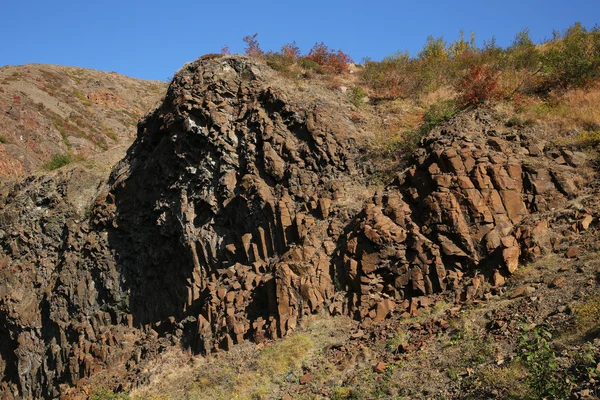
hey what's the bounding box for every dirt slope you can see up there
[0,64,166,177]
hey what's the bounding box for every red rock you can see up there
[373,361,387,373]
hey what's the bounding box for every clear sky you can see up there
[1,0,598,81]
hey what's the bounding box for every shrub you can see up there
[266,42,301,73]
[448,30,477,59]
[517,326,570,399]
[458,64,503,106]
[220,45,231,55]
[297,57,322,72]
[360,52,415,99]
[574,294,600,333]
[280,41,301,61]
[348,86,367,107]
[306,42,353,73]
[421,99,460,131]
[0,135,7,144]
[243,33,264,59]
[542,22,600,89]
[506,28,542,71]
[42,153,73,171]
[418,36,449,62]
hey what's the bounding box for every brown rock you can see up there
[299,373,315,385]
[550,276,566,288]
[579,214,593,231]
[492,270,506,287]
[566,246,583,259]
[374,299,395,322]
[510,285,535,299]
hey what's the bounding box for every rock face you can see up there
[339,111,584,321]
[93,55,359,352]
[0,56,589,398]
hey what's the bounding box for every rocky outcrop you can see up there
[339,110,586,322]
[92,55,362,349]
[0,56,593,398]
[0,55,363,398]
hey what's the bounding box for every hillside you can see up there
[0,64,166,177]
[1,23,600,400]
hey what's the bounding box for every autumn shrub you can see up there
[243,33,264,59]
[305,42,353,73]
[360,52,416,99]
[220,45,231,55]
[458,64,503,106]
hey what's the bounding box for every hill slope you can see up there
[0,64,166,177]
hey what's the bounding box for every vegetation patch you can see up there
[42,153,73,171]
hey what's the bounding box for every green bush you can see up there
[360,52,415,99]
[0,135,7,144]
[348,86,367,107]
[42,153,73,171]
[517,326,570,399]
[542,22,600,89]
[422,99,460,130]
[297,57,322,72]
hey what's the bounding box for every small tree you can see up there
[221,45,231,55]
[280,41,301,62]
[243,33,264,59]
[418,36,448,62]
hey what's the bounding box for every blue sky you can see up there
[1,0,598,81]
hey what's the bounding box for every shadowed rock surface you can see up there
[0,56,592,398]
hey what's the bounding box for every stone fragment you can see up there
[566,246,583,259]
[373,361,387,374]
[299,373,315,384]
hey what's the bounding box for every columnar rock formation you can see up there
[0,55,590,398]
[339,112,585,322]
[93,56,360,353]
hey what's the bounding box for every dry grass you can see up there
[130,314,354,400]
[518,86,600,134]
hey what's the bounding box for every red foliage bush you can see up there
[280,41,301,61]
[306,42,353,73]
[221,45,231,55]
[243,33,264,59]
[458,65,503,106]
